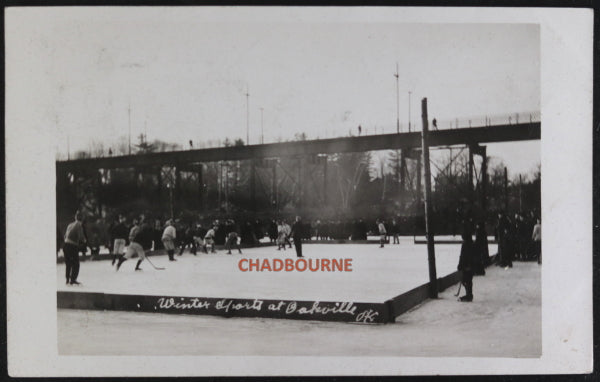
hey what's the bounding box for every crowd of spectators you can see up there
[495,211,541,266]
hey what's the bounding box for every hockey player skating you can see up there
[63,211,86,285]
[283,220,292,249]
[225,232,242,254]
[161,219,177,261]
[191,223,206,255]
[110,214,128,265]
[377,219,387,248]
[116,215,153,271]
[203,225,218,253]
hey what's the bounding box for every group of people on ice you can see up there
[456,212,541,302]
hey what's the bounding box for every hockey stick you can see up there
[454,282,462,297]
[145,256,165,270]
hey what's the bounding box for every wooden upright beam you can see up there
[420,98,438,299]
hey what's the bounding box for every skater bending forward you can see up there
[203,226,218,253]
[457,230,476,302]
[225,231,242,254]
[117,215,153,271]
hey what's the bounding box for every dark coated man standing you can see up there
[457,230,476,302]
[290,216,304,258]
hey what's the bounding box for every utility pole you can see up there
[420,97,438,298]
[408,91,412,132]
[245,88,250,145]
[260,107,264,144]
[504,167,509,212]
[128,102,132,155]
[519,174,523,213]
[67,135,70,160]
[394,63,400,133]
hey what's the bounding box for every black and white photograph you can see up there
[5,6,593,377]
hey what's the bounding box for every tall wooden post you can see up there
[272,160,277,211]
[416,152,422,211]
[400,150,407,206]
[323,156,328,205]
[400,150,407,192]
[250,159,256,211]
[420,98,438,298]
[504,167,509,212]
[156,167,163,210]
[218,162,222,209]
[198,164,204,210]
[175,167,181,216]
[519,174,522,213]
[481,146,488,217]
[468,145,474,203]
[297,157,303,208]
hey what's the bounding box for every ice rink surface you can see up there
[58,262,540,357]
[57,239,497,302]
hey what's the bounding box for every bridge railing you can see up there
[431,110,540,130]
[56,111,541,160]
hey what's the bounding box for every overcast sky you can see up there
[7,8,540,175]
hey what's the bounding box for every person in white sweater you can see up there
[161,219,177,262]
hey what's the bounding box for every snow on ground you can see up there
[57,240,497,302]
[57,262,540,357]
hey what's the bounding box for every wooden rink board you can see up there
[57,269,466,324]
[57,243,496,324]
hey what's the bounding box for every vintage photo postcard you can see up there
[5,6,593,377]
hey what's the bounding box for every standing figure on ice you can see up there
[290,215,304,258]
[377,219,387,248]
[63,211,86,285]
[161,219,177,261]
[203,225,218,253]
[276,220,287,250]
[457,230,476,302]
[116,215,153,271]
[473,221,489,275]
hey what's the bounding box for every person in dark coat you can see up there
[290,216,304,258]
[474,222,489,275]
[391,219,400,244]
[457,230,475,302]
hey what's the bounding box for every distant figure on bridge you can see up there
[358,125,362,135]
[432,118,438,130]
[189,140,193,149]
[108,148,113,156]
